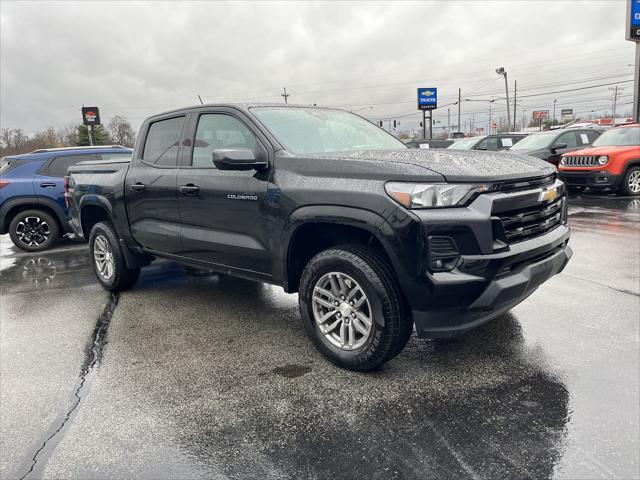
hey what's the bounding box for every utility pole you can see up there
[512,80,517,131]
[281,87,290,104]
[553,99,557,124]
[496,67,511,130]
[457,88,461,132]
[447,108,451,134]
[609,86,623,119]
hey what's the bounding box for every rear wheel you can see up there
[620,166,640,196]
[89,221,140,291]
[8,209,59,252]
[298,245,412,371]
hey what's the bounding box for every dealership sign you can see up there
[627,0,640,40]
[561,108,573,121]
[81,107,101,126]
[417,88,437,110]
[532,110,549,120]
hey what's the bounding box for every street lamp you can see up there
[496,67,511,130]
[553,99,557,124]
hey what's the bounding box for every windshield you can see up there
[591,127,640,147]
[510,132,557,150]
[446,136,484,150]
[251,107,406,154]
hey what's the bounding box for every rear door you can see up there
[175,109,272,276]
[37,154,96,215]
[125,115,185,254]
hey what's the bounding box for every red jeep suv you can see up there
[558,124,640,195]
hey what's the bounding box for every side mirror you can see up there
[552,143,567,152]
[212,148,267,171]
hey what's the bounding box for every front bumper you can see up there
[558,170,622,189]
[412,226,572,338]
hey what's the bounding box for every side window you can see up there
[476,137,499,150]
[192,114,257,168]
[142,116,185,166]
[43,155,95,177]
[554,132,577,148]
[585,131,599,145]
[500,137,515,148]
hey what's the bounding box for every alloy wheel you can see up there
[311,272,373,350]
[628,171,640,194]
[93,234,115,280]
[15,216,51,247]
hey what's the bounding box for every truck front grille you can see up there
[498,198,563,243]
[562,155,598,167]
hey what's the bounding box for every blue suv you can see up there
[0,146,132,251]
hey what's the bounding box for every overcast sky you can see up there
[0,0,636,135]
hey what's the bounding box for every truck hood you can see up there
[562,145,639,157]
[309,149,556,182]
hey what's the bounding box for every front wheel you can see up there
[298,245,412,371]
[89,221,140,291]
[620,166,640,196]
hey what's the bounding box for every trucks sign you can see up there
[81,107,101,126]
[532,110,549,120]
[417,88,437,110]
[561,108,573,121]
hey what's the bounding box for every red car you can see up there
[558,124,640,195]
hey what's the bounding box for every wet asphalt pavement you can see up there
[1,193,639,480]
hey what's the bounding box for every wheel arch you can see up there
[1,197,66,235]
[281,205,412,293]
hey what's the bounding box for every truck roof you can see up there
[147,103,343,120]
[29,145,130,154]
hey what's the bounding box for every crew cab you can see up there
[509,127,603,165]
[67,104,572,371]
[558,124,640,195]
[0,146,132,251]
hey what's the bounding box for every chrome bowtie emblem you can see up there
[539,186,559,203]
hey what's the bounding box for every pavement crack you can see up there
[18,292,119,480]
[559,273,640,298]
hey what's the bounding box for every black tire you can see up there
[8,209,59,252]
[298,245,412,371]
[620,166,640,196]
[567,185,585,194]
[89,221,140,291]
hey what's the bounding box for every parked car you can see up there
[406,139,454,149]
[558,123,640,195]
[0,146,132,251]
[509,127,603,165]
[446,133,527,151]
[67,104,571,371]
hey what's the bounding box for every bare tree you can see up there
[107,115,136,147]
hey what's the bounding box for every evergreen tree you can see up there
[74,124,110,146]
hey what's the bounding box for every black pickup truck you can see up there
[67,104,572,371]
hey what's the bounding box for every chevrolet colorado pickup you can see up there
[67,104,572,371]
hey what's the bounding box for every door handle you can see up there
[179,184,200,195]
[40,182,57,188]
[130,183,146,192]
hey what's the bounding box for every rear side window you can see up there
[584,131,600,144]
[42,155,95,177]
[142,117,185,166]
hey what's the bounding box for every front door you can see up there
[176,111,272,276]
[125,115,185,254]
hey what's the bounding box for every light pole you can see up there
[553,99,557,124]
[496,67,511,130]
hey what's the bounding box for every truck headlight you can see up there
[385,182,491,209]
[598,155,608,165]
